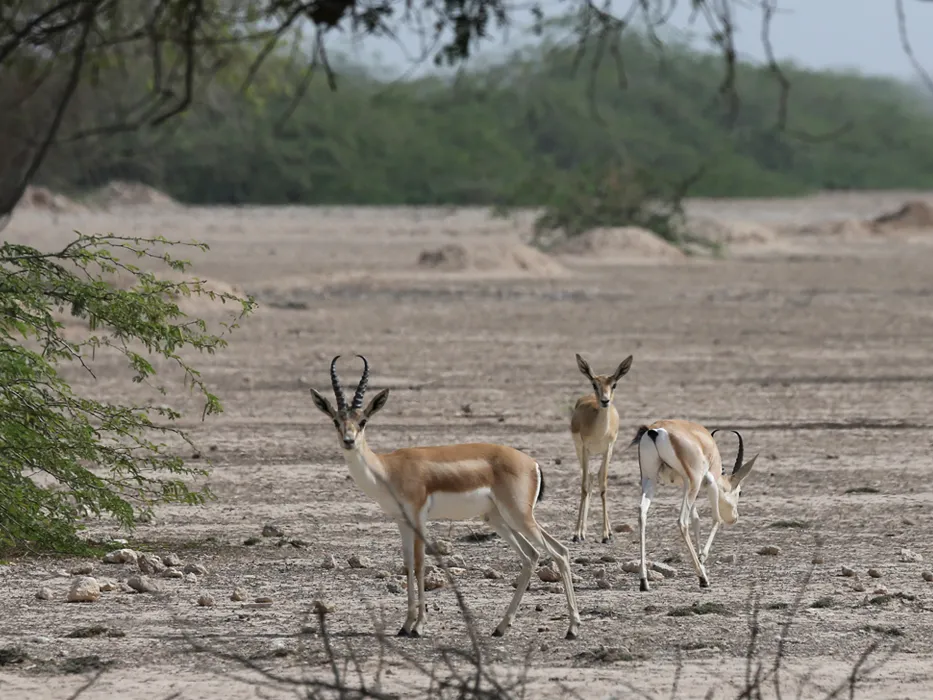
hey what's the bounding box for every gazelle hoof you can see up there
[565,629,578,640]
[396,627,410,637]
[572,534,582,543]
[409,629,422,638]
[699,577,710,588]
[491,628,505,637]
[601,536,611,544]
[639,578,649,592]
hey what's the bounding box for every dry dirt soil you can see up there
[3,192,933,700]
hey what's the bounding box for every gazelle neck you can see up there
[595,400,613,434]
[342,435,393,503]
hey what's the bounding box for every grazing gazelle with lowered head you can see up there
[309,355,581,640]
[632,420,758,592]
[569,353,634,543]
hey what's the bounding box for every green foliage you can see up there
[0,235,255,553]
[38,31,933,210]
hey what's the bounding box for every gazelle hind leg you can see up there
[573,439,590,542]
[678,484,709,587]
[485,511,539,637]
[598,441,615,543]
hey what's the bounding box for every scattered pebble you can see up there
[262,524,284,538]
[255,597,273,604]
[127,575,161,594]
[67,577,101,603]
[374,570,392,579]
[432,540,454,556]
[102,549,137,565]
[841,566,857,578]
[900,548,923,563]
[386,581,403,594]
[757,545,781,556]
[613,523,634,534]
[646,570,663,582]
[312,599,335,614]
[868,568,882,579]
[424,572,446,591]
[289,539,308,548]
[650,562,677,578]
[922,571,933,582]
[347,555,372,569]
[243,537,261,546]
[483,567,503,580]
[70,563,94,576]
[98,578,119,592]
[574,556,592,565]
[852,582,866,592]
[537,564,561,583]
[592,567,607,580]
[320,555,337,570]
[599,554,618,563]
[36,587,53,601]
[183,563,209,576]
[596,579,612,590]
[184,573,198,584]
[873,587,888,596]
[230,588,247,601]
[163,568,183,579]
[138,554,166,575]
[162,553,182,568]
[811,555,825,565]
[197,595,215,607]
[444,555,467,569]
[621,560,641,574]
[535,603,544,612]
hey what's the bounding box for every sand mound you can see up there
[87,180,179,209]
[16,185,78,213]
[416,242,566,276]
[872,200,933,231]
[793,218,874,238]
[101,270,244,315]
[552,227,685,260]
[686,217,777,245]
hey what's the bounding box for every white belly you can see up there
[426,488,493,521]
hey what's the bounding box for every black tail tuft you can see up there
[628,425,651,449]
[536,466,546,503]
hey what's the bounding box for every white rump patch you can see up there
[427,488,494,521]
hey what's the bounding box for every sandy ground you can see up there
[3,192,933,699]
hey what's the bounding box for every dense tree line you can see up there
[36,33,933,207]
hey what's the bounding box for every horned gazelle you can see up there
[309,356,581,640]
[569,353,633,543]
[633,420,758,591]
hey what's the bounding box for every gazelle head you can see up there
[310,355,390,451]
[575,353,633,408]
[712,429,759,524]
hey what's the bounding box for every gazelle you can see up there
[569,353,633,543]
[632,420,758,592]
[309,355,581,640]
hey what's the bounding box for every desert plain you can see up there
[2,189,933,699]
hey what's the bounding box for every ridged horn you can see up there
[330,355,348,413]
[351,355,370,411]
[711,428,745,475]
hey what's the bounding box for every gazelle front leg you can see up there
[411,530,428,636]
[598,441,615,543]
[638,476,655,592]
[700,474,722,564]
[573,439,590,542]
[397,521,418,636]
[678,483,709,588]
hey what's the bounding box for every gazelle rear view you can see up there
[309,355,581,640]
[633,419,758,592]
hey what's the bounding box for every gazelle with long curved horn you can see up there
[631,420,758,592]
[569,353,633,543]
[309,355,581,640]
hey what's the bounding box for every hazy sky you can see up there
[333,0,933,81]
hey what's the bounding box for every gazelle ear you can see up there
[363,388,390,418]
[575,353,593,380]
[612,355,633,382]
[732,454,759,487]
[310,389,336,418]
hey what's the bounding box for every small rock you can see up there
[320,555,337,570]
[444,555,467,569]
[36,587,53,600]
[67,577,101,603]
[852,582,866,592]
[102,548,137,565]
[900,548,923,563]
[599,554,618,563]
[596,578,613,590]
[138,553,166,575]
[621,560,641,574]
[873,587,888,596]
[312,599,335,614]
[537,564,561,583]
[262,524,284,538]
[289,539,308,548]
[448,567,467,577]
[255,597,273,604]
[230,588,247,601]
[574,556,592,565]
[162,553,182,568]
[184,573,198,584]
[547,584,562,594]
[163,568,183,579]
[98,579,119,592]
[535,603,544,611]
[757,545,781,556]
[650,562,678,578]
[922,571,933,582]
[719,553,737,564]
[868,568,882,579]
[431,540,454,556]
[811,555,825,565]
[374,570,392,580]
[841,566,857,578]
[347,555,372,569]
[424,572,446,591]
[613,523,634,534]
[483,567,503,580]
[183,563,209,576]
[646,570,664,582]
[386,581,403,594]
[127,575,161,594]
[197,595,215,607]
[243,536,261,546]
[71,563,94,576]
[592,567,607,580]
